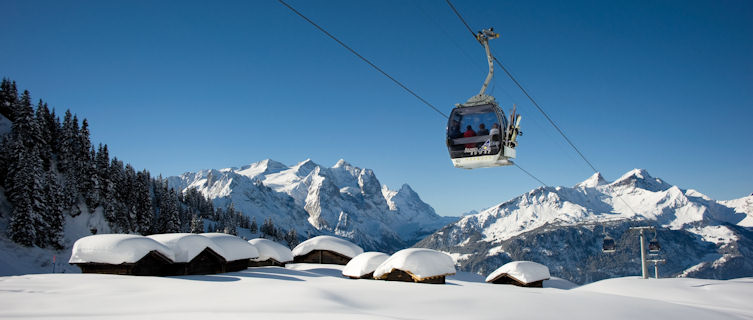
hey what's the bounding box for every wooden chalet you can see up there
[375,268,448,284]
[485,261,551,288]
[173,247,226,275]
[73,250,174,276]
[486,273,545,288]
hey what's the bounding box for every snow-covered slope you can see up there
[168,159,456,251]
[720,194,753,227]
[1,266,751,319]
[417,169,753,284]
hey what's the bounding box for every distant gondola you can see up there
[602,236,616,253]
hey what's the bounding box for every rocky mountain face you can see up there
[168,159,456,252]
[416,169,753,284]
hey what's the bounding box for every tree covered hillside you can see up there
[0,79,293,251]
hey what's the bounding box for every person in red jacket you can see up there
[463,125,476,148]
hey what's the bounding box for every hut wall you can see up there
[380,269,446,284]
[74,250,173,276]
[248,259,285,268]
[292,250,351,265]
[224,259,250,272]
[186,248,226,275]
[490,275,544,288]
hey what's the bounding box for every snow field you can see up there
[0,266,750,319]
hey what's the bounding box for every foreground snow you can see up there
[0,264,751,319]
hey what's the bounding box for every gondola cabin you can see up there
[446,28,521,169]
[649,239,661,254]
[602,236,616,253]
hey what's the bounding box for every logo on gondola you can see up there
[479,139,492,154]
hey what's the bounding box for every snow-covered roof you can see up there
[200,233,259,261]
[69,234,175,265]
[373,248,456,281]
[485,261,551,284]
[248,238,294,263]
[342,252,389,278]
[291,236,363,259]
[147,233,227,263]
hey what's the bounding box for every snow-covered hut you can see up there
[201,233,260,272]
[342,252,389,279]
[248,238,294,267]
[485,261,551,288]
[291,235,363,265]
[69,234,175,276]
[147,233,227,275]
[373,248,455,284]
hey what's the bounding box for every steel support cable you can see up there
[279,0,549,188]
[277,0,448,119]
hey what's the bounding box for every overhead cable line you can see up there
[279,0,550,188]
[277,0,448,119]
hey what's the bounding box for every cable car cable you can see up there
[277,0,448,119]
[278,0,549,187]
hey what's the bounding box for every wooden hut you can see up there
[485,261,550,288]
[372,248,455,284]
[248,238,293,267]
[291,236,363,265]
[342,252,389,279]
[69,234,176,276]
[147,233,227,275]
[201,233,259,272]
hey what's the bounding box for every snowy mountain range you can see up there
[416,169,753,284]
[167,159,456,252]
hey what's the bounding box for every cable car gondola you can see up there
[649,230,661,253]
[447,28,521,169]
[602,235,616,253]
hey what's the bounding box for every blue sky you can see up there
[2,0,751,216]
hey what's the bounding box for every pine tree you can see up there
[285,228,299,249]
[134,170,153,234]
[43,170,65,249]
[190,214,204,233]
[249,216,258,233]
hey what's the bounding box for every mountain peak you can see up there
[333,159,352,168]
[575,172,607,188]
[292,159,319,176]
[398,184,416,195]
[610,168,671,192]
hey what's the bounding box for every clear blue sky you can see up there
[2,0,751,216]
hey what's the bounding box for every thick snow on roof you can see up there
[200,233,259,261]
[373,248,456,280]
[69,234,175,264]
[147,233,227,263]
[342,252,389,278]
[291,235,363,258]
[248,238,293,263]
[485,261,551,284]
